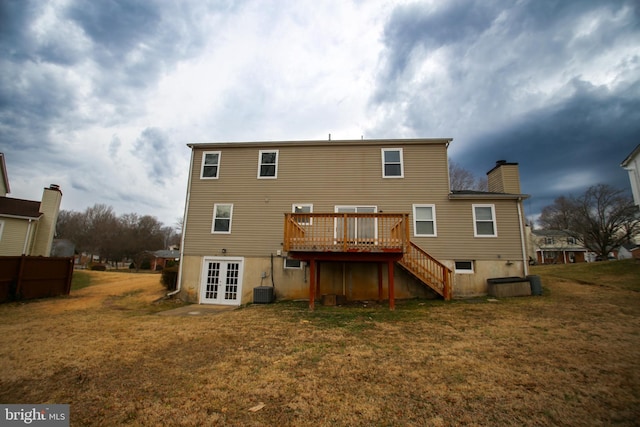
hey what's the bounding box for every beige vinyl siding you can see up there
[488,164,521,194]
[183,139,525,263]
[0,217,36,256]
[422,199,524,260]
[184,141,451,257]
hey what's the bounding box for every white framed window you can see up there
[284,257,303,269]
[212,203,233,234]
[382,148,404,178]
[413,204,437,236]
[544,237,555,245]
[258,150,279,179]
[201,151,221,179]
[454,260,474,274]
[292,204,313,225]
[567,237,576,245]
[473,204,497,237]
[0,220,4,241]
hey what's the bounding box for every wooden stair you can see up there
[398,242,453,300]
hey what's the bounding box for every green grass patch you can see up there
[71,270,92,291]
[531,259,640,291]
[269,299,437,332]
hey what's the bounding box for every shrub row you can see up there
[161,265,179,291]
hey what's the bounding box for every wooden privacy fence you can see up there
[0,256,74,303]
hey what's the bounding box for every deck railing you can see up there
[398,242,453,300]
[284,213,410,253]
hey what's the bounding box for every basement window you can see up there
[284,258,303,269]
[454,261,474,274]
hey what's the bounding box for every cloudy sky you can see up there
[1,0,639,228]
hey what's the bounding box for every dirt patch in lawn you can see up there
[0,271,639,426]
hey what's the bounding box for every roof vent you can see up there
[496,160,507,165]
[49,184,60,190]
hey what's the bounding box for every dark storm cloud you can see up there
[372,0,640,220]
[0,0,207,138]
[0,0,207,173]
[457,78,640,216]
[133,128,175,185]
[378,0,494,85]
[0,0,37,60]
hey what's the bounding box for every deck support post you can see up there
[377,263,383,302]
[316,261,321,296]
[388,260,395,310]
[309,258,316,311]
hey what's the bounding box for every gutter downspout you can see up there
[23,219,34,255]
[168,148,195,297]
[517,198,529,276]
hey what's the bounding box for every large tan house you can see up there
[0,153,63,257]
[177,138,530,308]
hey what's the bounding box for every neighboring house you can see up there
[177,138,531,307]
[151,249,180,271]
[621,144,640,208]
[617,243,640,260]
[0,153,62,257]
[529,229,589,264]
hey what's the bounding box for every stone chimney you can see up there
[487,160,521,194]
[31,185,63,256]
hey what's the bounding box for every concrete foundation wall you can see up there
[180,255,523,303]
[180,255,441,304]
[449,260,526,298]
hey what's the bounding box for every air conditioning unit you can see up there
[253,286,274,304]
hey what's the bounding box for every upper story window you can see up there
[258,150,279,179]
[212,203,233,234]
[544,237,555,245]
[382,148,404,178]
[567,237,576,245]
[201,151,221,179]
[473,204,497,237]
[413,204,437,236]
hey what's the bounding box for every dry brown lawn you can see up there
[1,268,639,426]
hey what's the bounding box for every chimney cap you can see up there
[487,160,519,175]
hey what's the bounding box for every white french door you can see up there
[200,257,244,305]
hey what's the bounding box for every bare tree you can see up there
[538,196,574,230]
[57,205,176,268]
[539,184,640,258]
[449,160,488,191]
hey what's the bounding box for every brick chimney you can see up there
[487,160,521,194]
[31,184,63,256]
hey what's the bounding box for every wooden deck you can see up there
[283,212,452,309]
[283,212,410,253]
